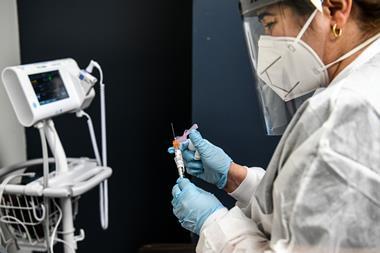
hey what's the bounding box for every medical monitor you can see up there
[2,59,95,127]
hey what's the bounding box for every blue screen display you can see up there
[29,70,69,105]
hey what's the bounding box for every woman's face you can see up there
[257,4,331,65]
[255,1,368,82]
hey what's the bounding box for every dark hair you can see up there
[354,0,380,35]
[282,0,380,35]
[282,0,315,16]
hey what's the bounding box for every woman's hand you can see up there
[172,178,224,235]
[168,130,248,191]
[168,130,233,189]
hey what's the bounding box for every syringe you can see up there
[171,123,186,178]
[172,139,185,178]
[170,123,202,178]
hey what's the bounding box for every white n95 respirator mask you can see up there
[257,36,329,102]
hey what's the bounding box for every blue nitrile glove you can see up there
[171,178,224,235]
[168,130,233,189]
[187,130,233,189]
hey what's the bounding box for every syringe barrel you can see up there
[174,149,185,177]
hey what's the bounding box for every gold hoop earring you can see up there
[332,24,343,38]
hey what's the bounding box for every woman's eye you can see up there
[265,22,276,30]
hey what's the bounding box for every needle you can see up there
[170,123,176,139]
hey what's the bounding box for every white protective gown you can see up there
[197,38,380,253]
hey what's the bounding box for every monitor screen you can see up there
[29,70,69,105]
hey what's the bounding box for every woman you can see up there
[171,0,380,252]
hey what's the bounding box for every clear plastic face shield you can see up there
[240,0,323,135]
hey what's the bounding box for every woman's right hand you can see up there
[182,130,233,189]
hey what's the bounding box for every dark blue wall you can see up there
[192,0,280,205]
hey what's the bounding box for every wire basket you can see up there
[0,193,79,251]
[0,158,111,252]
